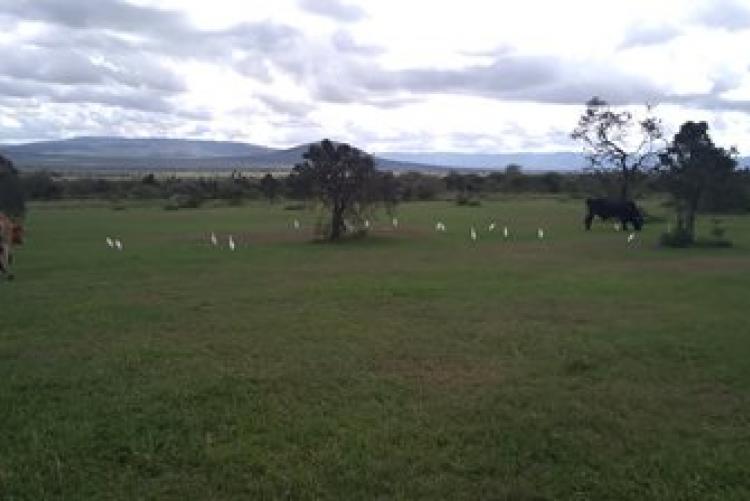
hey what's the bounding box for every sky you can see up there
[1,0,750,153]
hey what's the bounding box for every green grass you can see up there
[2,197,749,500]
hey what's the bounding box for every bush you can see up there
[456,193,481,206]
[164,193,204,210]
[659,227,693,248]
[660,219,733,248]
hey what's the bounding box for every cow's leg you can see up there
[621,218,629,231]
[584,213,594,230]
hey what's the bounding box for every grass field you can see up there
[2,197,749,500]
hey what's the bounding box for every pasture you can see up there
[2,197,749,500]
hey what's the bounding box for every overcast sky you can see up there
[1,0,750,152]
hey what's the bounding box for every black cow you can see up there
[584,198,644,231]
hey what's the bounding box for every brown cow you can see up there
[0,213,24,280]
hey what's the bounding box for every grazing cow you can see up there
[584,198,644,231]
[0,213,24,280]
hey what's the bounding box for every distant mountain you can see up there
[377,152,588,171]
[3,136,745,173]
[3,136,273,160]
[0,136,448,172]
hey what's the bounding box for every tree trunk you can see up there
[620,164,631,201]
[330,204,344,241]
[685,197,699,243]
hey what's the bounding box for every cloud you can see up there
[331,30,383,55]
[0,0,189,35]
[693,0,750,31]
[256,93,315,116]
[620,25,682,49]
[0,45,185,92]
[298,0,366,22]
[0,77,206,118]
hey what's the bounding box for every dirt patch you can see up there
[374,355,504,388]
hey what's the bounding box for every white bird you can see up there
[392,217,398,228]
[106,237,114,248]
[613,223,621,232]
[627,232,636,243]
[114,239,123,251]
[537,228,544,240]
[435,222,444,232]
[470,226,477,241]
[228,235,236,251]
[503,226,509,238]
[210,232,218,246]
[364,219,370,229]
[293,219,300,230]
[488,222,496,232]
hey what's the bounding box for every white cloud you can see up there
[0,0,749,152]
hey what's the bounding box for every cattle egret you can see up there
[470,227,477,241]
[627,232,636,243]
[293,219,300,230]
[392,217,398,228]
[488,222,496,232]
[106,237,114,248]
[435,222,445,232]
[537,228,544,240]
[503,226,509,238]
[210,232,218,246]
[364,219,370,229]
[228,235,236,251]
[614,223,621,232]
[114,239,123,251]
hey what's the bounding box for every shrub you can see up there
[164,193,203,210]
[456,193,481,206]
[659,227,693,248]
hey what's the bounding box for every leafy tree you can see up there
[657,121,738,243]
[0,155,25,218]
[259,173,281,203]
[572,96,663,200]
[290,139,387,241]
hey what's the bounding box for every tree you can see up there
[259,173,281,203]
[657,121,738,243]
[0,155,25,218]
[290,139,387,241]
[572,96,663,200]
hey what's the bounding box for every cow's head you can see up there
[11,223,23,244]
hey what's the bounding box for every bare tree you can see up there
[572,96,663,200]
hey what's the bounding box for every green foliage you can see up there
[259,173,281,203]
[0,155,26,217]
[163,193,204,210]
[290,139,393,240]
[658,121,739,244]
[659,226,694,248]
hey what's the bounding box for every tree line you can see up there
[14,162,749,209]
